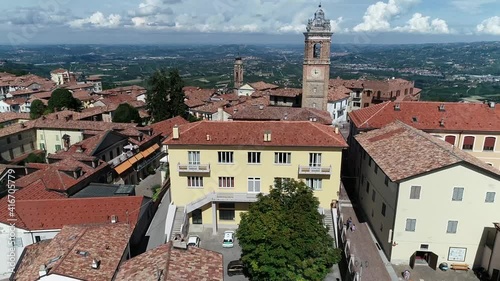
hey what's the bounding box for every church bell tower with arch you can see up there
[302,4,333,111]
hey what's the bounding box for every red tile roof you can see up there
[0,112,30,123]
[149,116,189,138]
[13,224,131,281]
[269,87,302,97]
[231,106,332,125]
[115,242,223,281]
[50,68,68,74]
[328,85,351,102]
[249,81,279,91]
[349,101,500,132]
[164,121,347,148]
[355,121,500,182]
[11,196,144,231]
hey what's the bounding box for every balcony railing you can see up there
[177,163,210,173]
[298,165,332,175]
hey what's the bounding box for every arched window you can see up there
[445,135,456,145]
[313,43,321,58]
[462,136,475,150]
[484,137,496,151]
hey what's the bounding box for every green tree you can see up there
[48,88,81,111]
[146,69,188,122]
[112,103,141,123]
[30,99,46,119]
[24,153,45,164]
[237,179,341,281]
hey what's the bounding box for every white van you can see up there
[222,230,235,248]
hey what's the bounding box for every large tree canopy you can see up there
[30,99,46,119]
[112,103,141,124]
[48,88,81,112]
[146,69,188,122]
[237,179,341,281]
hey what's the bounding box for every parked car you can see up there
[227,260,245,276]
[187,235,200,247]
[222,230,235,248]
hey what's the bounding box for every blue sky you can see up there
[1,0,500,45]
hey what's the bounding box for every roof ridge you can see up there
[358,102,392,127]
[50,226,87,274]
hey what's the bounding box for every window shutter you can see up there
[445,135,456,145]
[484,137,495,149]
[463,136,474,145]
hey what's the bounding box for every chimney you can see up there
[218,107,224,121]
[55,114,58,119]
[138,133,143,142]
[39,265,47,277]
[259,105,264,110]
[394,103,401,111]
[20,122,26,128]
[111,215,117,223]
[489,101,496,108]
[335,127,339,134]
[440,119,445,127]
[439,104,445,112]
[206,134,211,141]
[172,125,179,140]
[91,259,101,269]
[75,144,83,153]
[73,167,82,179]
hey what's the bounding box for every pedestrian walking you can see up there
[346,217,352,229]
[403,269,410,280]
[350,223,356,232]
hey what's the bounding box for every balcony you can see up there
[298,165,332,176]
[177,163,210,173]
[186,192,262,212]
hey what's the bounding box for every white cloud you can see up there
[451,0,496,13]
[353,0,420,32]
[69,12,121,28]
[477,16,500,35]
[395,13,450,34]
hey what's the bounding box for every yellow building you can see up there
[163,120,347,233]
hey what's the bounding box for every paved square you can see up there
[392,264,480,281]
[189,228,248,281]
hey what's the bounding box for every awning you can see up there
[141,143,160,158]
[115,161,132,175]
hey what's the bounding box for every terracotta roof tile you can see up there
[0,112,30,123]
[249,81,279,91]
[115,242,223,281]
[231,106,332,125]
[164,121,347,148]
[268,87,302,97]
[11,196,144,231]
[355,121,500,182]
[349,101,500,132]
[149,116,189,137]
[13,224,131,281]
[328,85,351,102]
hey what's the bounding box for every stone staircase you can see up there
[171,206,185,240]
[323,209,336,246]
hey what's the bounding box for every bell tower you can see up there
[233,56,243,92]
[302,4,333,111]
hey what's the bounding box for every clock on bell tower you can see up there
[302,4,333,111]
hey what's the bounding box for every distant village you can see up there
[0,4,499,281]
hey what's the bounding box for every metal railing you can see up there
[177,163,210,173]
[298,165,332,175]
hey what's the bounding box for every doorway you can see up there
[192,209,202,225]
[409,251,439,270]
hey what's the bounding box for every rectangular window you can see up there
[484,137,496,151]
[55,144,62,151]
[452,187,464,201]
[218,151,234,164]
[374,165,378,174]
[366,182,370,193]
[40,134,44,140]
[405,219,416,232]
[368,158,372,167]
[7,137,11,144]
[35,236,41,243]
[447,220,458,233]
[11,237,23,247]
[363,150,366,160]
[384,176,389,186]
[309,153,322,167]
[219,177,235,188]
[372,189,376,202]
[274,152,291,164]
[410,186,421,199]
[56,135,59,141]
[274,177,291,187]
[247,152,261,164]
[485,192,496,203]
[188,151,200,165]
[192,209,202,224]
[248,177,261,193]
[462,136,474,150]
[306,178,322,190]
[381,203,386,217]
[17,134,22,140]
[219,203,235,221]
[187,176,203,188]
[20,145,25,154]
